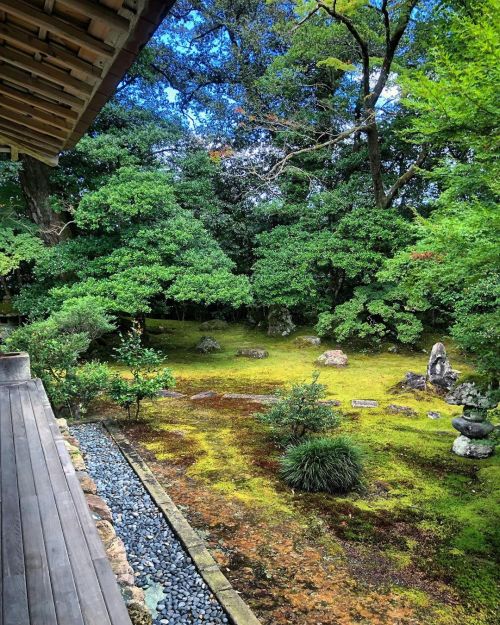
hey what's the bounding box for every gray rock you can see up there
[318,399,341,406]
[190,390,217,400]
[157,390,186,399]
[294,335,321,347]
[387,344,399,354]
[199,319,228,331]
[237,347,269,359]
[351,400,378,408]
[452,435,495,459]
[403,372,426,391]
[387,404,417,416]
[452,417,494,439]
[427,411,441,420]
[316,350,348,367]
[221,393,278,404]
[195,336,221,353]
[445,382,498,410]
[267,305,296,337]
[427,342,458,390]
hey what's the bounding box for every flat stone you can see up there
[427,411,441,419]
[237,347,269,359]
[316,349,348,367]
[85,494,113,522]
[76,471,97,494]
[95,519,116,547]
[387,404,417,416]
[127,600,153,625]
[190,390,217,400]
[294,335,321,347]
[318,399,341,406]
[452,417,494,439]
[452,435,495,459]
[222,393,278,403]
[352,400,378,408]
[157,390,186,398]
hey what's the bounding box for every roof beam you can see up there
[0,123,59,153]
[0,81,78,120]
[0,93,72,129]
[0,45,93,95]
[0,105,67,139]
[0,0,115,58]
[0,132,59,165]
[0,23,102,79]
[57,0,131,34]
[0,64,85,108]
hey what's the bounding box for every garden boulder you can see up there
[402,371,426,391]
[316,349,348,367]
[427,342,458,390]
[267,305,296,337]
[452,435,495,459]
[195,336,221,353]
[237,347,269,359]
[294,335,321,347]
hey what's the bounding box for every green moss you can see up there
[111,319,499,621]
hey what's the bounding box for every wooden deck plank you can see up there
[1,378,132,625]
[18,383,85,625]
[0,386,30,625]
[11,386,58,625]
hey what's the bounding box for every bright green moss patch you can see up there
[116,320,499,624]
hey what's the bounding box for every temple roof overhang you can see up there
[0,0,174,165]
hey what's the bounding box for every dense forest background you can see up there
[1,0,498,378]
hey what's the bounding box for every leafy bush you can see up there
[280,437,363,494]
[257,373,339,442]
[5,296,114,416]
[109,323,175,419]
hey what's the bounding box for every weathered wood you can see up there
[0,81,79,119]
[0,93,72,130]
[0,45,94,95]
[0,0,115,57]
[0,377,133,625]
[0,105,67,139]
[0,23,103,79]
[57,0,131,34]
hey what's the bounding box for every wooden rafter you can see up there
[0,1,176,164]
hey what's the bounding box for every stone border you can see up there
[104,420,262,625]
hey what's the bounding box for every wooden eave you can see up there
[0,0,175,166]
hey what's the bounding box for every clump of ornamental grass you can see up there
[280,436,363,494]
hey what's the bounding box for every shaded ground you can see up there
[95,320,499,625]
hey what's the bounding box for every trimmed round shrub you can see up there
[280,437,363,494]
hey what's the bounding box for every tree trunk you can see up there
[18,155,66,245]
[365,115,387,209]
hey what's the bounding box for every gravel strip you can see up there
[70,423,228,625]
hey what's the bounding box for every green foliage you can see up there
[110,323,175,419]
[279,436,363,494]
[0,228,43,283]
[258,372,339,442]
[5,297,114,415]
[316,286,423,345]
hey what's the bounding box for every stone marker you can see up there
[427,411,441,419]
[316,349,348,367]
[195,336,221,353]
[237,347,269,359]
[427,342,458,390]
[352,400,378,408]
[222,393,278,403]
[388,404,417,416]
[446,382,497,458]
[318,399,341,406]
[190,390,217,400]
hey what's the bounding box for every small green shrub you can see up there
[280,437,363,494]
[257,372,339,442]
[110,322,175,419]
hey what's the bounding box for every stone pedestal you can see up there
[446,382,497,459]
[0,351,31,383]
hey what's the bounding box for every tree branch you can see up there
[383,147,428,208]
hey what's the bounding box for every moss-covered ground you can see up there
[103,320,499,625]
